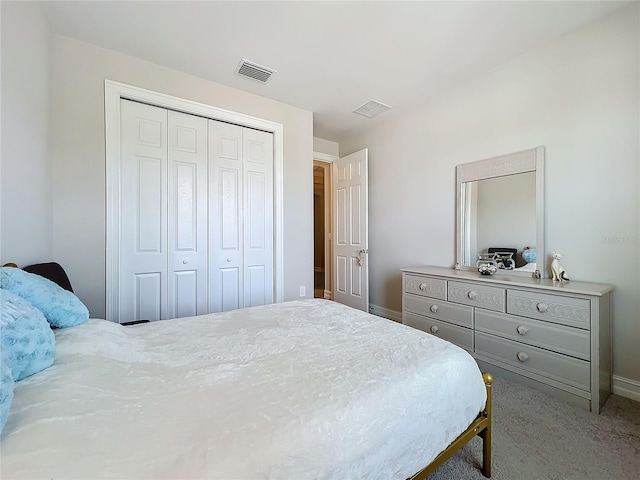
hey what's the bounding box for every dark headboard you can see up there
[22,262,74,293]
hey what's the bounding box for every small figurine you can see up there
[550,252,570,282]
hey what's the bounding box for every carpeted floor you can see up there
[427,377,640,480]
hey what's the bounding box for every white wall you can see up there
[0,2,52,265]
[49,36,314,319]
[339,5,640,384]
[313,137,339,157]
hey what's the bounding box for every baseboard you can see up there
[612,375,640,402]
[368,304,402,323]
[323,290,332,300]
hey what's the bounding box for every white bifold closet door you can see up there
[119,99,208,321]
[118,99,273,322]
[208,120,274,312]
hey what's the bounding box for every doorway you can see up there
[313,160,332,299]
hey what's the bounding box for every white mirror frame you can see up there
[456,146,545,278]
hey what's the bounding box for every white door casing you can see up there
[312,158,335,300]
[105,80,284,323]
[333,148,369,311]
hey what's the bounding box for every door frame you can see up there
[312,157,335,299]
[105,80,284,322]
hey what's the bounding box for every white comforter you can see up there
[1,299,486,479]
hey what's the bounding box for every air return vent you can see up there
[236,59,276,83]
[353,100,391,118]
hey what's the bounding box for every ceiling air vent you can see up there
[353,100,391,118]
[236,59,276,83]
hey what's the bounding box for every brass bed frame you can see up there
[409,372,493,479]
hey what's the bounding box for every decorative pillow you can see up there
[522,247,537,264]
[0,267,89,328]
[0,289,56,381]
[0,347,15,435]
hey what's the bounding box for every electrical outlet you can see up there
[299,286,306,297]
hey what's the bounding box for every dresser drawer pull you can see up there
[517,352,529,362]
[430,325,439,334]
[467,291,479,300]
[536,302,549,313]
[419,283,428,291]
[430,304,439,313]
[516,325,529,335]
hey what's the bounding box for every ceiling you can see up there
[38,1,629,141]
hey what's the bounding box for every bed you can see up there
[1,298,492,479]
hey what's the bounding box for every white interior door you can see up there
[119,100,168,321]
[167,110,208,318]
[333,148,369,311]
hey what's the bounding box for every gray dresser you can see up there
[402,266,613,413]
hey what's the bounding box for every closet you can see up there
[118,99,273,322]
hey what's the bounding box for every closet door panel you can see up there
[137,157,163,252]
[119,99,168,322]
[220,169,241,249]
[209,120,244,312]
[172,270,198,319]
[135,272,163,322]
[247,265,266,307]
[168,110,208,318]
[247,172,266,248]
[173,163,197,250]
[243,129,274,307]
[219,268,241,312]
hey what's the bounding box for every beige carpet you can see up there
[427,377,640,480]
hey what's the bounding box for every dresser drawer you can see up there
[405,294,473,328]
[507,289,591,329]
[404,275,446,300]
[475,332,590,391]
[404,312,473,352]
[448,281,505,312]
[475,309,590,361]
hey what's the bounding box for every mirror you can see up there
[456,147,545,278]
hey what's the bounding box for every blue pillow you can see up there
[0,289,56,381]
[522,247,537,264]
[0,347,15,435]
[0,267,89,328]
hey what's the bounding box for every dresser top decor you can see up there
[401,266,613,297]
